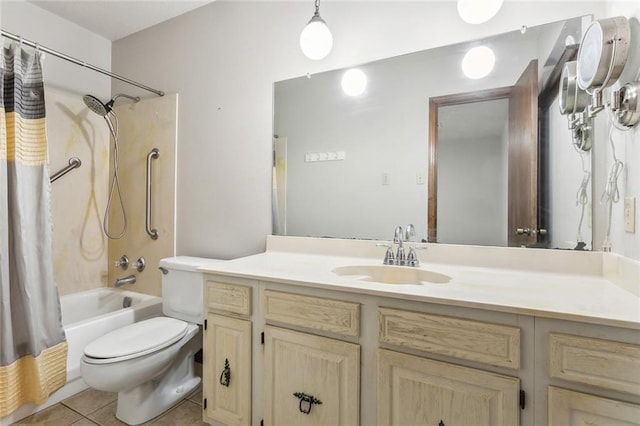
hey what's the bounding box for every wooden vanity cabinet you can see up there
[377,307,522,426]
[203,281,253,426]
[536,318,640,426]
[262,290,361,426]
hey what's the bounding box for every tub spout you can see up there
[115,275,136,287]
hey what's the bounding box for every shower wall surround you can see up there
[48,87,110,295]
[108,95,178,296]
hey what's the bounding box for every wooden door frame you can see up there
[427,86,513,243]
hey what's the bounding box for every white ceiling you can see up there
[28,0,215,41]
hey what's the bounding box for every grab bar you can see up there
[50,157,81,183]
[146,148,159,240]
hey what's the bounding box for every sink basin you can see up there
[332,265,451,285]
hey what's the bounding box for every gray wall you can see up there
[112,1,628,259]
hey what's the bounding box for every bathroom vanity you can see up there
[199,236,640,426]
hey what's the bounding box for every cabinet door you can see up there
[549,387,640,425]
[203,314,251,426]
[378,349,520,426]
[263,326,360,426]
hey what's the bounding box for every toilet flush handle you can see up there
[158,266,169,275]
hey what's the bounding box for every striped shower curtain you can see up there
[0,44,67,416]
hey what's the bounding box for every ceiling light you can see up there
[457,0,504,25]
[341,69,367,96]
[461,46,495,79]
[300,0,333,60]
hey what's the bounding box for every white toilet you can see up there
[80,256,221,425]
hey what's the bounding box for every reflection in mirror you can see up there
[273,16,593,250]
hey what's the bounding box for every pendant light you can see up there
[461,46,495,79]
[300,0,333,60]
[457,0,504,25]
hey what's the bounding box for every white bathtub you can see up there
[1,288,163,425]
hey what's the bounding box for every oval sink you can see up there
[332,265,451,285]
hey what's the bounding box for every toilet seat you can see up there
[83,317,189,364]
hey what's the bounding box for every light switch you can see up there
[416,171,425,185]
[624,197,636,233]
[381,173,390,185]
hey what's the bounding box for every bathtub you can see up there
[1,288,163,426]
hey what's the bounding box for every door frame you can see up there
[427,86,513,243]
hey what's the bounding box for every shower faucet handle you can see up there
[132,257,146,273]
[114,255,129,270]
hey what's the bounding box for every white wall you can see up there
[113,1,608,259]
[603,0,640,259]
[438,133,508,247]
[1,0,111,98]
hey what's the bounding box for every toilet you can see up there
[80,256,221,425]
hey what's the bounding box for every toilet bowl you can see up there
[80,257,222,425]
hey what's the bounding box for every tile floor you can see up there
[12,386,207,426]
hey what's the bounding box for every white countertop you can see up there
[199,236,640,330]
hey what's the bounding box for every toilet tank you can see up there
[159,256,223,324]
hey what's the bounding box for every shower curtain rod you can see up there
[1,29,165,97]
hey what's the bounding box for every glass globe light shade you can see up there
[341,69,367,96]
[461,46,496,79]
[457,0,504,24]
[300,16,333,60]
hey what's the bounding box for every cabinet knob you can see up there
[293,392,322,415]
[439,421,445,426]
[219,358,231,387]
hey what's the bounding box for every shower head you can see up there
[83,93,141,117]
[83,94,111,116]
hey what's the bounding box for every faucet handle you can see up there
[405,224,416,242]
[114,255,129,270]
[393,226,404,244]
[406,244,427,267]
[376,243,395,265]
[406,247,419,267]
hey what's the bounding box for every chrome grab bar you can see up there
[50,157,81,183]
[146,148,159,240]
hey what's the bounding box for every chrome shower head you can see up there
[83,93,140,117]
[83,94,112,117]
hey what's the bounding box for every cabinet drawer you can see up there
[548,387,640,425]
[207,281,252,316]
[549,333,640,396]
[263,290,360,337]
[379,307,520,369]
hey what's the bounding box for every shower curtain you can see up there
[0,44,67,416]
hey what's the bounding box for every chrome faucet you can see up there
[378,224,425,266]
[115,274,136,287]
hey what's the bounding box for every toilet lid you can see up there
[84,317,188,359]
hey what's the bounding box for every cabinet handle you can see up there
[293,392,322,415]
[219,358,231,387]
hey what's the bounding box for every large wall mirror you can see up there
[273,15,594,250]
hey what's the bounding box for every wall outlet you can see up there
[624,197,636,233]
